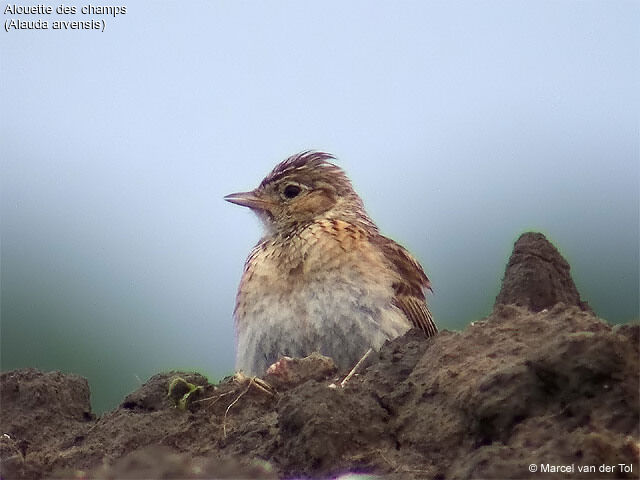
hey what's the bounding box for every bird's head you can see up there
[225,151,374,235]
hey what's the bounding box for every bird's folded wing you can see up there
[394,294,438,337]
[371,234,438,337]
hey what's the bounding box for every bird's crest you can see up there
[260,151,341,188]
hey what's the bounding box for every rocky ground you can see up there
[1,232,638,479]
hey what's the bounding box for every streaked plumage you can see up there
[225,151,437,375]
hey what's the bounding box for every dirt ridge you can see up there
[1,232,638,479]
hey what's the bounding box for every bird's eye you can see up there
[283,184,302,199]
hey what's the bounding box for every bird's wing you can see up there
[394,293,438,337]
[371,235,438,337]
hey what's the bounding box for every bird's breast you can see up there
[233,220,412,375]
[237,220,386,304]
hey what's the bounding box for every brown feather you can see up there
[394,295,438,337]
[371,234,438,337]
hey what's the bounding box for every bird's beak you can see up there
[224,190,272,211]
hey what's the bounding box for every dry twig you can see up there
[222,375,275,437]
[340,348,372,388]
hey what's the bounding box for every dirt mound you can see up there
[495,232,592,312]
[1,232,638,479]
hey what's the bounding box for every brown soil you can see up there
[1,232,638,479]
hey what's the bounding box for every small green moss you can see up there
[167,377,203,410]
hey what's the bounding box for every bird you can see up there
[225,151,437,376]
